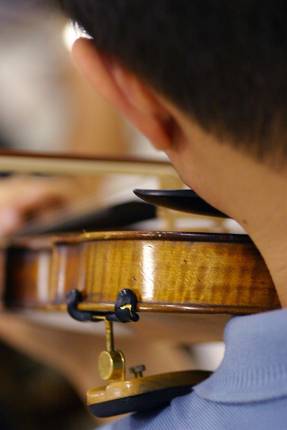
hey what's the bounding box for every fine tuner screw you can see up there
[129,365,146,378]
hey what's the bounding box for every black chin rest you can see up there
[134,189,227,218]
[88,385,192,418]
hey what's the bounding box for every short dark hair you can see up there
[60,1,287,165]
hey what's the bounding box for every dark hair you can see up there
[60,0,287,165]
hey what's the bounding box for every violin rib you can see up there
[3,231,279,316]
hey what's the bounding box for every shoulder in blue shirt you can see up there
[101,309,287,430]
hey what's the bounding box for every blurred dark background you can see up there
[0,342,95,430]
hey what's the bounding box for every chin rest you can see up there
[87,370,210,418]
[134,189,227,218]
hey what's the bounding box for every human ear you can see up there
[72,37,174,151]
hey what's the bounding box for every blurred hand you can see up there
[0,175,72,236]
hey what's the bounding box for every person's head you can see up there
[60,0,287,225]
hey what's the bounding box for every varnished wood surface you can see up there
[4,231,279,315]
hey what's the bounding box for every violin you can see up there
[0,151,280,417]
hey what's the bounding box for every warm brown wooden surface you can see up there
[4,231,279,315]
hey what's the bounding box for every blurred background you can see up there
[0,3,127,429]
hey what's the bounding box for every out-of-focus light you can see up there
[62,21,89,51]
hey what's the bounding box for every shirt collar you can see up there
[194,309,287,403]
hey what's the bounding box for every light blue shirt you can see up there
[101,309,287,429]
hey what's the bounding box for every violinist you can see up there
[57,1,287,429]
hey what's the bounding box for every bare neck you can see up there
[236,163,287,307]
[246,212,287,307]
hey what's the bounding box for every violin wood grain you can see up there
[4,232,279,315]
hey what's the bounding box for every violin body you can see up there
[1,230,280,417]
[2,231,279,317]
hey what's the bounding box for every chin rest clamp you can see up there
[66,288,210,418]
[66,288,139,323]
